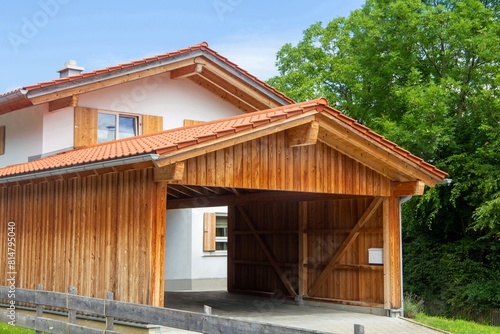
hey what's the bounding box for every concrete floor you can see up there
[160,291,444,334]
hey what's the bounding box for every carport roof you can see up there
[0,98,447,186]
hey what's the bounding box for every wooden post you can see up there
[354,324,365,334]
[106,291,115,331]
[68,286,76,324]
[389,196,402,309]
[35,284,43,334]
[383,198,391,310]
[298,202,308,297]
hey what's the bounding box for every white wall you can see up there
[42,106,74,155]
[0,104,44,167]
[78,74,243,130]
[165,207,228,290]
[165,209,193,281]
[191,207,228,280]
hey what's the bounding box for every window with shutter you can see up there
[74,107,163,147]
[183,119,205,126]
[203,212,228,253]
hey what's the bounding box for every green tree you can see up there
[269,0,500,315]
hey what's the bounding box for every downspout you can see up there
[0,153,160,184]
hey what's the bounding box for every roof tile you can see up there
[0,98,447,181]
[2,42,293,110]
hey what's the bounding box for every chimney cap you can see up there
[57,60,84,78]
[57,60,84,72]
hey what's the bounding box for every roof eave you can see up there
[0,89,27,106]
[21,49,292,108]
[201,52,293,106]
[24,49,207,100]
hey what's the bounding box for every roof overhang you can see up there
[0,99,447,191]
[0,43,293,115]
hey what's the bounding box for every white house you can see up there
[0,42,292,292]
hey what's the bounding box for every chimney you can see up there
[57,60,84,78]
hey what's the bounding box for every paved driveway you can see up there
[161,291,444,334]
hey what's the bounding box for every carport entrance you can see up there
[166,185,385,308]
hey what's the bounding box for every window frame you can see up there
[97,110,142,144]
[214,212,228,252]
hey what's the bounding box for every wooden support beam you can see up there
[236,206,298,298]
[383,198,391,309]
[392,181,425,196]
[389,196,402,309]
[201,62,283,109]
[154,162,185,182]
[167,189,364,209]
[48,95,79,112]
[307,197,383,297]
[298,202,308,297]
[190,74,259,113]
[170,63,203,80]
[286,121,319,147]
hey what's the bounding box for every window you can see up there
[98,112,139,143]
[215,213,228,251]
[203,212,228,253]
[74,107,163,147]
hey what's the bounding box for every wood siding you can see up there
[228,198,385,306]
[178,132,391,196]
[0,168,166,306]
[142,115,163,135]
[74,106,98,147]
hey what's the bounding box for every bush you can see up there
[404,292,424,319]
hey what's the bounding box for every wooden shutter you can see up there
[142,115,163,135]
[74,107,98,148]
[203,212,216,252]
[0,126,5,155]
[183,119,205,126]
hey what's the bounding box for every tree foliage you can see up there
[269,0,500,314]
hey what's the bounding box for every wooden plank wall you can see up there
[229,202,299,295]
[179,133,391,196]
[302,198,384,305]
[228,198,384,306]
[0,168,166,306]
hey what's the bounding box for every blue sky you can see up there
[0,1,365,93]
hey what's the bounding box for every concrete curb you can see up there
[398,316,452,334]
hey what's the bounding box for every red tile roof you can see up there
[0,42,293,105]
[0,98,447,182]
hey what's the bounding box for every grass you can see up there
[0,323,35,333]
[415,313,500,334]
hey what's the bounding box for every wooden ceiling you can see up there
[166,184,367,210]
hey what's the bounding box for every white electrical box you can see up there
[368,248,383,265]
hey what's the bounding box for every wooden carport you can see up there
[0,98,446,312]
